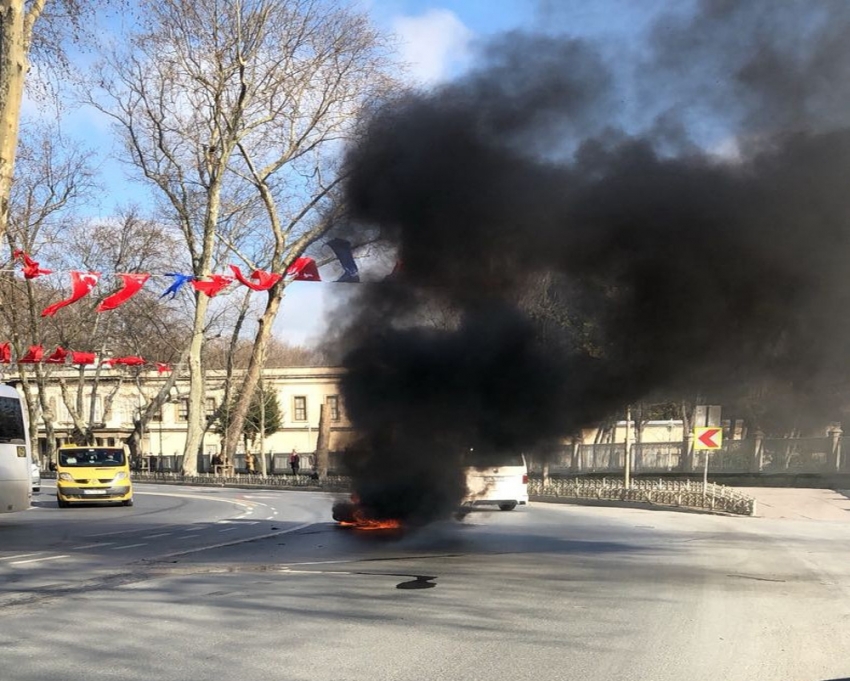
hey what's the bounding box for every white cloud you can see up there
[392,8,474,86]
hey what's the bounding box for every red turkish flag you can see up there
[155,362,172,374]
[18,345,44,363]
[286,257,321,281]
[71,351,96,365]
[97,273,150,312]
[13,250,52,279]
[45,347,69,364]
[191,274,233,297]
[229,265,282,291]
[0,343,10,363]
[41,271,100,317]
[112,356,146,366]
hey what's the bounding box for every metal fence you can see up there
[134,451,342,475]
[760,437,832,474]
[528,477,756,516]
[535,434,843,476]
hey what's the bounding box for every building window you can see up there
[326,395,340,421]
[293,396,307,422]
[205,397,216,421]
[177,399,189,422]
[150,405,162,422]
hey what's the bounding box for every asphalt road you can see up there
[1,483,849,681]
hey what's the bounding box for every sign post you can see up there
[693,426,723,494]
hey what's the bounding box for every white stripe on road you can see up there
[70,543,113,550]
[152,522,317,560]
[10,555,69,565]
[218,527,237,532]
[111,543,148,550]
[85,528,144,538]
[144,533,172,539]
[181,534,201,538]
[0,553,40,561]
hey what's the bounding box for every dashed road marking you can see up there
[0,553,40,561]
[10,555,69,565]
[111,543,148,550]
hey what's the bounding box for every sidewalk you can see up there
[739,487,850,521]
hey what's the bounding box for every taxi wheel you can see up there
[57,496,70,508]
[498,502,517,511]
[122,498,134,507]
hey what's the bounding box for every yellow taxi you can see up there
[56,445,134,507]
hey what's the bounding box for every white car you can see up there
[462,452,529,511]
[31,461,40,492]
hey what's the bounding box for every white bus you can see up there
[0,384,32,513]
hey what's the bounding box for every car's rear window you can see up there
[464,451,525,468]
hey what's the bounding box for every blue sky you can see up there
[21,1,680,347]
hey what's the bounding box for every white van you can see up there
[462,451,529,511]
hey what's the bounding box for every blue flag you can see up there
[160,273,194,299]
[326,238,359,283]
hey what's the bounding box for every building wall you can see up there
[20,366,356,458]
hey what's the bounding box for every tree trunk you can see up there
[0,0,27,248]
[222,288,283,460]
[181,292,211,475]
[315,403,331,479]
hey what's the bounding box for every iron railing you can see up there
[528,477,756,516]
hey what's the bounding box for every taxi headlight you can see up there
[58,472,74,481]
[113,471,129,481]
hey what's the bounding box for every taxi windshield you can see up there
[59,448,126,467]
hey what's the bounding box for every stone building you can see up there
[12,366,356,470]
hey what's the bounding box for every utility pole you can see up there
[259,374,267,477]
[624,404,632,489]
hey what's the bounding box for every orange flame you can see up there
[338,505,402,531]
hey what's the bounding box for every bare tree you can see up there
[1,122,95,462]
[92,0,396,473]
[0,0,97,250]
[44,211,191,447]
[217,0,396,462]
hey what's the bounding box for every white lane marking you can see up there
[111,543,148,550]
[152,522,316,560]
[218,527,237,533]
[10,555,69,565]
[181,534,201,538]
[0,553,40,561]
[70,543,109,550]
[132,489,255,511]
[144,533,172,539]
[85,528,146,538]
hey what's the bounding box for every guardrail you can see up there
[43,470,755,516]
[127,470,352,493]
[528,477,756,516]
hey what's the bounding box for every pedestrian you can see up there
[289,450,300,475]
[211,452,223,474]
[245,451,256,475]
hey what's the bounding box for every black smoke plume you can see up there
[332,1,850,524]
